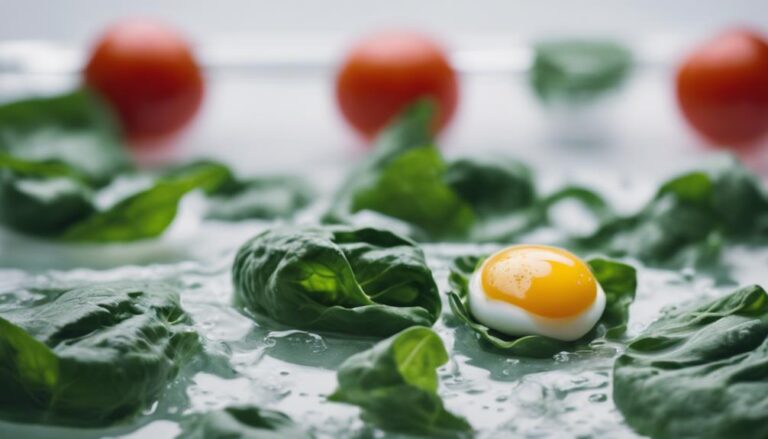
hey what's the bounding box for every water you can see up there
[1,193,767,438]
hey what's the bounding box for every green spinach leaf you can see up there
[0,281,199,426]
[329,326,472,436]
[232,225,441,337]
[444,155,535,216]
[580,158,768,265]
[447,254,636,358]
[180,405,312,439]
[206,176,313,221]
[350,146,475,238]
[0,90,130,185]
[613,285,768,439]
[326,101,475,239]
[0,172,95,235]
[325,101,591,242]
[531,40,632,103]
[61,160,231,242]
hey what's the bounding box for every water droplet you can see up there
[589,393,607,403]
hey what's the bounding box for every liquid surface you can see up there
[0,201,765,439]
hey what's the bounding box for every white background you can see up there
[1,0,767,184]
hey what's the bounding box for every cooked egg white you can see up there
[469,244,606,341]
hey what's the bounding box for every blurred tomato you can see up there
[336,31,459,140]
[84,19,204,143]
[676,29,768,147]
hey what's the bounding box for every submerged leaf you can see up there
[613,285,768,439]
[329,326,472,436]
[0,281,200,426]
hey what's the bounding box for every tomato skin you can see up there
[84,20,204,143]
[676,29,768,147]
[336,31,459,139]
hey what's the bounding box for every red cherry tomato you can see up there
[84,19,204,143]
[336,31,459,140]
[676,29,768,147]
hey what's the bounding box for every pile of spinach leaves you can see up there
[613,285,768,439]
[232,225,441,337]
[0,281,199,426]
[448,254,636,357]
[330,326,472,437]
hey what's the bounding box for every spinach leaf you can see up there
[444,155,535,216]
[447,255,636,358]
[0,281,199,426]
[580,158,768,265]
[325,101,591,242]
[206,176,313,221]
[326,100,475,239]
[232,225,441,337]
[531,40,632,103]
[329,326,472,436]
[0,90,130,185]
[324,100,433,226]
[180,405,312,439]
[61,160,231,242]
[350,146,475,238]
[469,184,613,243]
[0,172,95,235]
[613,285,768,439]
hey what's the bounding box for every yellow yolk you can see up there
[480,245,597,319]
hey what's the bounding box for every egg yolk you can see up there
[480,245,597,319]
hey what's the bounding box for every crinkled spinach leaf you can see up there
[613,285,768,439]
[0,281,200,426]
[179,405,312,439]
[0,90,130,185]
[232,225,441,337]
[447,254,636,358]
[329,326,472,436]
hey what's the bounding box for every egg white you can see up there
[468,264,606,342]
